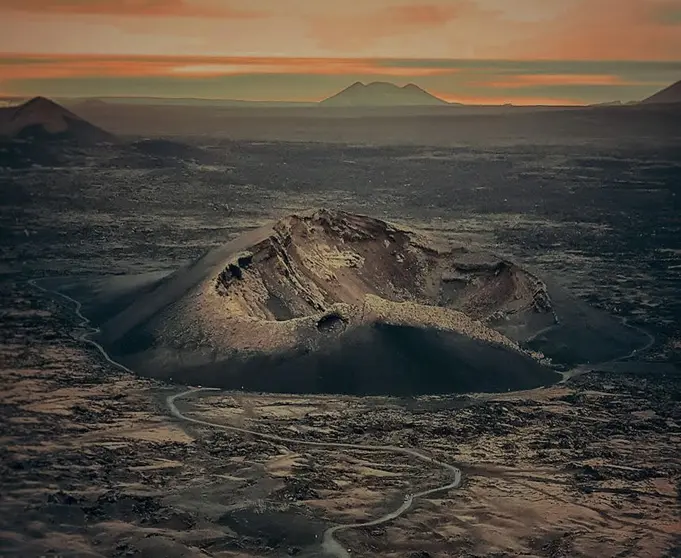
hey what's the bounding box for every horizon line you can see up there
[0,53,674,106]
[0,92,617,108]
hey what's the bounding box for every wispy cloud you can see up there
[381,3,470,25]
[0,54,460,80]
[169,57,458,77]
[1,0,261,18]
[300,0,681,60]
[477,73,644,88]
[0,54,676,104]
[502,0,681,60]
[2,0,680,61]
[651,0,681,25]
[307,1,484,50]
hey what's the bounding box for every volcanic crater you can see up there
[90,209,567,395]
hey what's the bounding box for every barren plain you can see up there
[1,132,680,557]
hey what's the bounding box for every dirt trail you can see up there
[31,277,655,557]
[31,278,463,558]
[560,317,656,382]
[168,388,462,558]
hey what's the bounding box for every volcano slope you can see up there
[92,209,562,395]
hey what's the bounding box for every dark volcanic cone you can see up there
[0,97,114,143]
[641,79,681,105]
[97,209,561,394]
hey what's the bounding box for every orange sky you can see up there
[0,1,679,103]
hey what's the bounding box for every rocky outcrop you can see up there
[209,209,552,328]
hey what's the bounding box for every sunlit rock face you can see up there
[99,209,560,395]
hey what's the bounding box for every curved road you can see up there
[30,278,462,558]
[30,278,655,557]
[613,318,656,362]
[28,279,136,376]
[168,389,461,558]
[560,317,656,383]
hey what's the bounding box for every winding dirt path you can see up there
[30,279,462,557]
[560,317,656,382]
[29,278,655,557]
[167,388,461,558]
[28,279,136,375]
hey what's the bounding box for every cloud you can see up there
[382,3,468,25]
[498,0,681,60]
[2,54,674,104]
[0,0,261,18]
[0,54,459,82]
[0,55,174,80]
[307,1,483,50]
[2,0,680,61]
[171,58,458,77]
[651,0,681,24]
[477,73,642,88]
[299,0,681,60]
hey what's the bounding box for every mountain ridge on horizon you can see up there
[321,81,451,107]
[2,76,679,116]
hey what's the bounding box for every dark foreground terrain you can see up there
[1,277,679,557]
[1,126,680,556]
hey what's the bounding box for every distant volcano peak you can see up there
[0,96,114,143]
[641,78,681,105]
[11,96,77,123]
[321,81,448,107]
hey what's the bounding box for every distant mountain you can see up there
[590,100,623,107]
[640,79,681,105]
[71,98,110,110]
[0,96,114,143]
[321,82,448,107]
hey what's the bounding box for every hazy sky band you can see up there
[1,0,679,103]
[0,55,678,104]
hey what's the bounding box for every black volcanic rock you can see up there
[640,79,681,105]
[0,97,114,143]
[321,81,448,107]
